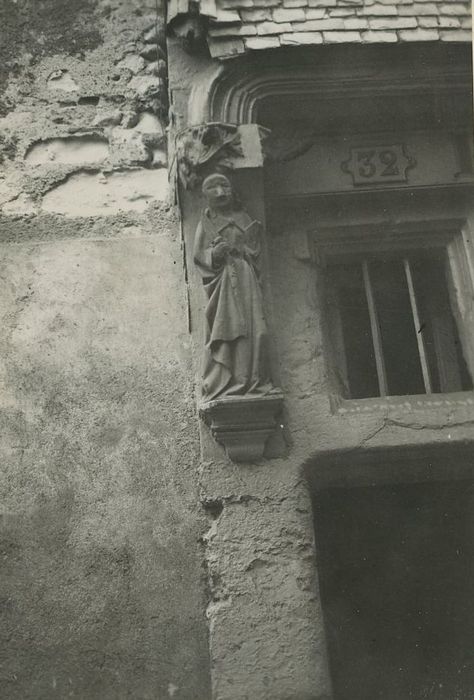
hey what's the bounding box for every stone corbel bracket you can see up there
[175,122,268,190]
[200,393,284,462]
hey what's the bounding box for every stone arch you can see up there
[191,44,471,126]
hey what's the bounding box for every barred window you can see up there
[321,227,474,400]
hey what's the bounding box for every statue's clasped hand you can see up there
[211,236,232,266]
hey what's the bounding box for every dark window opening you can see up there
[313,478,474,700]
[325,248,473,399]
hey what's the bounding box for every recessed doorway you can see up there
[313,475,474,700]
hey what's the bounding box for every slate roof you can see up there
[168,0,472,58]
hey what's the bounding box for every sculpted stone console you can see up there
[199,393,284,462]
[193,171,283,461]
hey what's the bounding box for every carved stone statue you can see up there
[194,173,275,401]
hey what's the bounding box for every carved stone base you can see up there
[200,393,284,462]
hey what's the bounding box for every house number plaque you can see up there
[342,144,415,186]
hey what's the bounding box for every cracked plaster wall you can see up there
[0,0,168,218]
[0,2,211,699]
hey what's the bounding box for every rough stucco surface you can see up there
[0,230,210,699]
[202,484,332,700]
[0,2,211,698]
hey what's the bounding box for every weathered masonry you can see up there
[168,1,474,698]
[0,2,211,699]
[0,1,473,699]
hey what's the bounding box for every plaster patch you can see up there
[47,70,79,92]
[41,169,168,216]
[2,193,37,216]
[128,75,162,97]
[0,180,20,206]
[25,136,109,165]
[92,109,123,127]
[109,128,150,165]
[134,112,164,136]
[116,55,146,75]
[152,148,167,167]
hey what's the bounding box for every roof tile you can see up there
[240,8,273,20]
[214,8,242,20]
[252,0,281,6]
[280,29,324,41]
[418,16,439,27]
[438,16,461,27]
[273,7,307,20]
[331,7,357,15]
[440,28,472,40]
[306,8,328,17]
[170,0,472,56]
[358,4,399,15]
[398,26,440,39]
[292,16,345,29]
[257,19,292,32]
[344,17,369,27]
[218,0,255,7]
[209,23,258,35]
[362,28,398,40]
[440,3,470,16]
[244,34,281,46]
[398,3,440,15]
[369,15,418,28]
[201,0,218,17]
[323,29,362,40]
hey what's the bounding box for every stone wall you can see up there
[0,2,211,698]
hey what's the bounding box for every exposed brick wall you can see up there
[168,0,472,57]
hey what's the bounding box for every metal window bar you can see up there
[403,258,433,394]
[362,260,388,397]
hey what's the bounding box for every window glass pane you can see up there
[370,259,425,396]
[456,335,473,390]
[411,253,473,393]
[408,254,443,393]
[326,244,473,400]
[331,264,379,399]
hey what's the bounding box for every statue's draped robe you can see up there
[194,207,273,400]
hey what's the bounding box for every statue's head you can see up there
[202,173,233,212]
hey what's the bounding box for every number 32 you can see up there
[357,149,399,178]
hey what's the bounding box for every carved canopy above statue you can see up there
[175,123,243,190]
